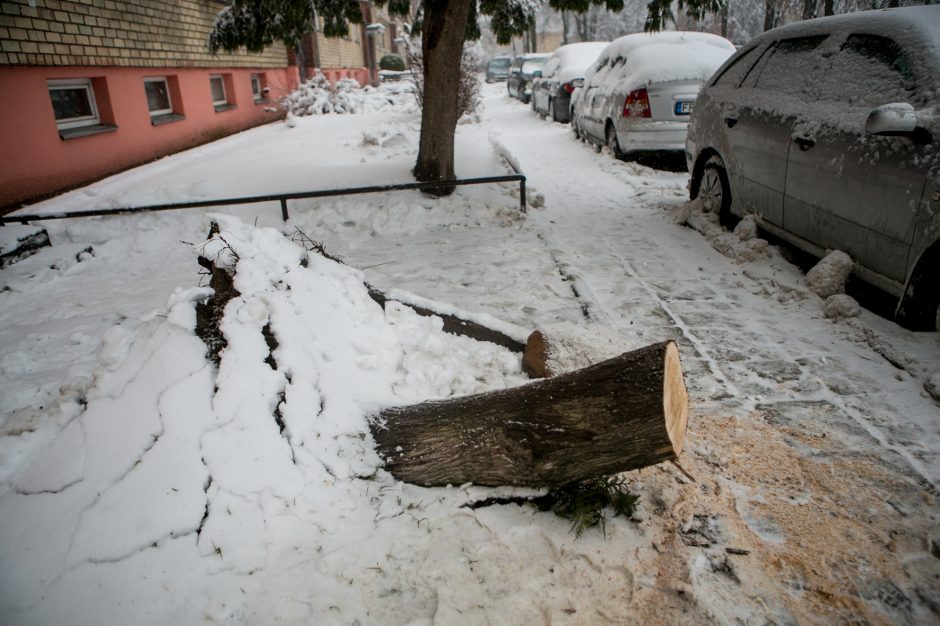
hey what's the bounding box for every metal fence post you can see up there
[519,178,527,214]
[280,198,289,222]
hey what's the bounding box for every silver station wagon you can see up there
[572,32,735,157]
[686,6,940,330]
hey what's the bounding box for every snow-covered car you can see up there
[507,53,550,103]
[686,6,940,330]
[571,32,735,157]
[532,42,608,123]
[485,56,513,82]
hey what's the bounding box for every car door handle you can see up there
[794,136,815,151]
[724,116,738,128]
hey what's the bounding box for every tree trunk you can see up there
[561,10,569,45]
[721,1,729,38]
[764,0,778,31]
[373,341,690,487]
[413,0,474,195]
[824,0,834,15]
[802,0,817,20]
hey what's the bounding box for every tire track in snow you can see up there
[610,250,740,397]
[486,96,734,392]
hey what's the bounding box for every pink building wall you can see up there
[317,67,370,85]
[0,65,298,209]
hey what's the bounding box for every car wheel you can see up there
[549,99,559,122]
[698,155,733,221]
[606,123,623,159]
[904,263,940,331]
[572,116,580,139]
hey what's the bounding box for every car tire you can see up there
[550,99,559,123]
[698,155,732,224]
[606,123,623,159]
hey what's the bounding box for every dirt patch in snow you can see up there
[665,409,940,624]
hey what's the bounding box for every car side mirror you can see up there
[865,103,917,136]
[571,78,584,89]
[532,70,542,78]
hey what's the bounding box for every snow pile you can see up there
[806,250,853,298]
[0,214,537,623]
[584,32,735,95]
[824,294,861,319]
[677,201,771,263]
[283,73,413,116]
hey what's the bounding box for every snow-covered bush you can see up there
[282,73,334,116]
[379,53,406,71]
[282,73,414,117]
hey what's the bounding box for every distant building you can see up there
[0,0,298,210]
[293,2,404,86]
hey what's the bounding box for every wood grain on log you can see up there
[373,341,689,487]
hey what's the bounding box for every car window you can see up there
[816,34,916,107]
[752,36,828,98]
[710,45,762,88]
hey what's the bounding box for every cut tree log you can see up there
[372,340,689,487]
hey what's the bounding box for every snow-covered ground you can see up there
[1,82,938,625]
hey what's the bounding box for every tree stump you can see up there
[372,340,689,487]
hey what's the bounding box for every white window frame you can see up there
[209,75,228,107]
[251,74,263,102]
[144,77,173,117]
[48,78,99,130]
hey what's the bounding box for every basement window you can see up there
[210,74,234,112]
[144,76,185,125]
[251,73,266,103]
[145,77,172,116]
[48,78,99,129]
[48,78,117,139]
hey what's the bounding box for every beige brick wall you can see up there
[0,0,288,68]
[315,21,364,69]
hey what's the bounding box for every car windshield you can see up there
[522,59,548,74]
[490,58,512,68]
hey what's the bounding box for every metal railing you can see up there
[0,174,527,225]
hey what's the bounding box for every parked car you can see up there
[571,32,735,158]
[686,6,940,330]
[507,53,551,103]
[532,42,608,123]
[485,56,513,82]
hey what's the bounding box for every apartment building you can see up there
[0,0,297,209]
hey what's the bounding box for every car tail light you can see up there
[623,88,651,118]
[563,82,575,94]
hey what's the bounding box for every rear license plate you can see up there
[675,101,693,115]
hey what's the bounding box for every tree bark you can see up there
[764,0,778,31]
[413,0,474,195]
[802,0,817,20]
[373,341,689,487]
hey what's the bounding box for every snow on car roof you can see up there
[542,42,609,84]
[741,6,940,90]
[585,32,735,94]
[759,5,940,50]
